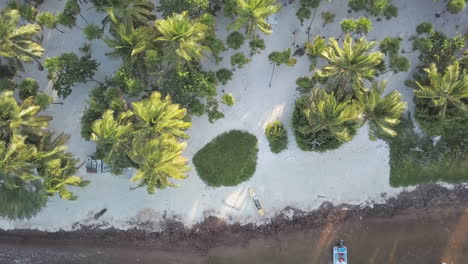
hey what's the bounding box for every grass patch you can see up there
[385,114,468,187]
[193,130,258,187]
[265,121,288,153]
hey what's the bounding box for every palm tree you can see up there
[0,134,39,189]
[315,34,384,91]
[355,81,406,140]
[303,88,361,142]
[128,135,190,194]
[92,0,155,28]
[414,61,468,119]
[229,0,281,40]
[0,91,51,142]
[36,133,84,200]
[155,11,210,67]
[104,24,153,65]
[132,92,191,139]
[0,9,44,67]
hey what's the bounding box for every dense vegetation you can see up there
[265,121,288,153]
[193,130,258,186]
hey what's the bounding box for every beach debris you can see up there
[94,209,107,219]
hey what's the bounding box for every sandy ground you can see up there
[1,185,468,264]
[0,0,467,231]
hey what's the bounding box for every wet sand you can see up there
[1,204,467,264]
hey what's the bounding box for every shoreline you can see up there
[1,184,467,253]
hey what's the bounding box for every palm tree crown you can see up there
[93,0,155,28]
[229,0,281,39]
[132,92,191,139]
[155,11,210,66]
[104,24,153,63]
[355,81,406,140]
[303,88,362,142]
[415,61,468,119]
[0,9,44,64]
[316,34,384,91]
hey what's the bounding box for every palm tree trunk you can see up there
[307,8,319,42]
[32,58,44,71]
[79,13,89,25]
[442,103,447,119]
[337,31,344,40]
[435,10,447,17]
[269,64,276,88]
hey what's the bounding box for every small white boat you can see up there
[249,188,265,216]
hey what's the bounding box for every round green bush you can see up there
[226,31,245,50]
[193,130,258,187]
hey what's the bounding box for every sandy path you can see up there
[0,0,467,231]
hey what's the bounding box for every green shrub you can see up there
[384,4,398,19]
[447,0,466,14]
[221,93,235,106]
[34,93,53,110]
[296,7,311,25]
[216,68,233,85]
[231,52,250,69]
[369,0,389,16]
[193,130,259,187]
[265,121,288,153]
[205,36,226,63]
[389,54,410,73]
[416,22,433,35]
[205,97,224,123]
[37,11,57,29]
[19,78,39,100]
[158,0,209,18]
[379,36,401,55]
[226,31,245,50]
[296,76,314,93]
[386,115,468,187]
[249,38,266,55]
[0,78,17,92]
[83,23,103,40]
[321,12,335,26]
[349,0,368,11]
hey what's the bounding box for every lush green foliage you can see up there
[226,31,245,50]
[229,0,281,39]
[155,11,210,67]
[45,53,99,98]
[216,68,233,85]
[193,130,258,187]
[379,37,401,55]
[231,52,250,69]
[296,7,311,25]
[90,92,191,193]
[446,0,466,14]
[265,121,288,153]
[315,35,384,91]
[0,180,47,220]
[92,0,156,28]
[37,11,58,29]
[18,78,39,100]
[84,23,103,40]
[386,115,468,187]
[0,9,44,64]
[0,91,85,201]
[249,38,266,55]
[221,93,235,106]
[157,0,209,18]
[416,22,433,35]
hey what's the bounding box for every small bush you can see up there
[249,38,266,55]
[37,11,57,29]
[221,93,235,106]
[0,78,16,92]
[349,0,368,11]
[193,130,259,187]
[231,52,250,69]
[265,121,288,153]
[389,55,410,73]
[205,36,226,63]
[296,76,314,93]
[321,12,335,26]
[379,36,401,55]
[19,78,39,100]
[447,0,466,14]
[226,31,245,50]
[384,4,398,19]
[216,68,233,85]
[34,93,53,110]
[296,7,311,25]
[206,97,224,123]
[83,23,103,40]
[416,22,433,35]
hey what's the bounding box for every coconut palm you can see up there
[155,11,210,66]
[315,34,384,91]
[229,0,281,40]
[0,91,51,142]
[93,0,155,28]
[132,92,191,139]
[104,24,153,65]
[128,135,190,194]
[36,132,84,200]
[0,134,39,189]
[0,9,44,66]
[414,61,468,119]
[355,81,406,140]
[303,88,361,142]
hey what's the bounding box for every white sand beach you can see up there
[0,0,466,231]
